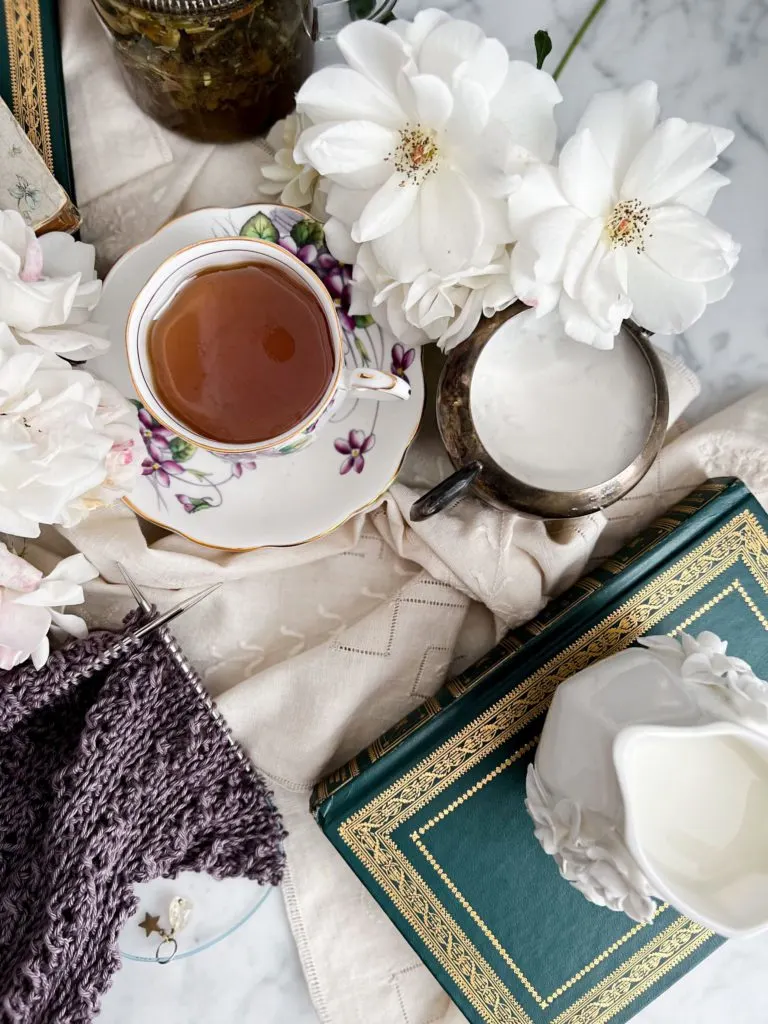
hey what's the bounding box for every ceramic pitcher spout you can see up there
[614,721,768,938]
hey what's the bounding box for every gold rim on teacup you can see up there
[411,302,670,521]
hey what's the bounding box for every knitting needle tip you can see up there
[131,582,222,641]
[117,563,151,613]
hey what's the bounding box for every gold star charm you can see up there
[138,912,161,938]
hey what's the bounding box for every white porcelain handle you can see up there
[340,367,410,401]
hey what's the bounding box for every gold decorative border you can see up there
[411,753,671,1007]
[411,752,667,1009]
[338,510,768,1024]
[3,0,53,171]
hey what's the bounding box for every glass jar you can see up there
[91,0,393,144]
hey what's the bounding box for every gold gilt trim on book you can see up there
[3,0,53,171]
[411,751,668,1010]
[338,510,768,1024]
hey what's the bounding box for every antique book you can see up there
[313,478,768,1024]
[0,0,79,232]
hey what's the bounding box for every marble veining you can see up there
[96,1,768,1022]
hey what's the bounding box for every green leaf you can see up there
[290,218,325,248]
[240,212,279,243]
[187,469,210,480]
[169,437,197,463]
[354,335,371,366]
[353,314,375,328]
[534,29,552,70]
[188,497,213,513]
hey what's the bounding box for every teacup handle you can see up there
[410,462,482,521]
[340,367,410,401]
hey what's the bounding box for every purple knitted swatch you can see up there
[0,616,286,1024]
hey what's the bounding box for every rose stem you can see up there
[552,0,608,81]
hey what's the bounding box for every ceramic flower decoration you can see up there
[0,326,141,538]
[508,81,740,347]
[261,112,322,215]
[0,543,97,669]
[294,8,561,348]
[526,764,657,923]
[639,632,768,722]
[0,210,109,359]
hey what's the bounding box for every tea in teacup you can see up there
[148,262,335,446]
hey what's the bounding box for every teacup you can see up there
[126,237,410,456]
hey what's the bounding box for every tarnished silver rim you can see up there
[117,0,254,15]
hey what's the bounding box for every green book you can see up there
[313,478,768,1024]
[0,0,79,230]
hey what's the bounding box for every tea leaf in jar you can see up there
[94,0,311,141]
[241,212,279,243]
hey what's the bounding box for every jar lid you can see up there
[119,0,254,14]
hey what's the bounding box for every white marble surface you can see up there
[95,1,768,1022]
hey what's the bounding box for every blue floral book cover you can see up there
[313,478,768,1024]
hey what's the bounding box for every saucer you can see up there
[90,204,424,550]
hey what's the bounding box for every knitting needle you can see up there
[118,564,204,683]
[78,582,221,680]
[116,564,257,779]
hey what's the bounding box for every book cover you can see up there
[0,0,79,232]
[313,478,768,1024]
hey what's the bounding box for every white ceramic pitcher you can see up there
[527,632,768,937]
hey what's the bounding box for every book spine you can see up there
[0,0,77,201]
[312,478,744,813]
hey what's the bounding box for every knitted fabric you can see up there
[0,616,286,1024]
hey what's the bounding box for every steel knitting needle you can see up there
[79,582,221,680]
[118,564,207,686]
[116,564,257,779]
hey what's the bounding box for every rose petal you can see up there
[575,81,659,193]
[419,168,483,276]
[0,600,50,659]
[353,175,419,243]
[558,129,615,218]
[625,248,708,334]
[490,61,562,163]
[397,73,454,131]
[559,293,617,349]
[621,117,734,207]
[672,169,729,215]
[644,205,740,282]
[324,217,359,264]
[295,66,402,128]
[507,164,568,236]
[337,20,408,98]
[389,8,451,56]
[510,243,561,316]
[296,121,396,181]
[0,543,42,590]
[527,206,585,284]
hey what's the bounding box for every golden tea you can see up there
[148,262,335,445]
